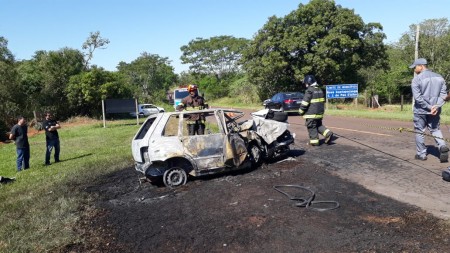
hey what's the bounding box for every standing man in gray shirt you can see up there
[410,58,448,162]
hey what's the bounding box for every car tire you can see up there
[163,167,188,188]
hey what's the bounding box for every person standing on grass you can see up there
[43,112,61,165]
[9,116,30,171]
[410,58,448,162]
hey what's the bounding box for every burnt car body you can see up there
[263,92,304,112]
[131,108,294,187]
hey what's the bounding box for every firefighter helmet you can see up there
[187,84,198,92]
[303,75,316,85]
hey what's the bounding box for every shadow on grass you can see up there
[60,153,93,162]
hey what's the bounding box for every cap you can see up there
[409,58,427,68]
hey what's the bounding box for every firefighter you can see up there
[299,75,333,146]
[176,84,206,135]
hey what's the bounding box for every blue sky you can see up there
[2,0,449,73]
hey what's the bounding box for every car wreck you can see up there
[131,108,295,187]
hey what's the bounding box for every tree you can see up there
[370,18,450,104]
[0,37,19,136]
[82,31,110,70]
[180,36,250,78]
[242,0,388,100]
[117,52,177,103]
[16,48,84,118]
[66,67,130,116]
[401,18,450,80]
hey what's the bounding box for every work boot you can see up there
[442,167,450,182]
[414,154,427,161]
[324,132,334,144]
[439,145,449,163]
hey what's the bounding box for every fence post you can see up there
[401,95,404,111]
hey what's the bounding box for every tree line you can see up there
[1,0,449,138]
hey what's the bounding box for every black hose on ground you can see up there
[273,184,340,211]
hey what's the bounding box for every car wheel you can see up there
[163,167,187,187]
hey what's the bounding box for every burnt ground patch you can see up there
[68,151,450,253]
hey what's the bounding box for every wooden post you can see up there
[401,95,404,111]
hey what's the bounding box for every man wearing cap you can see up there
[410,58,448,162]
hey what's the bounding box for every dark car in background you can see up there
[263,92,304,113]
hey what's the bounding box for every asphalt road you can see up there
[283,112,450,220]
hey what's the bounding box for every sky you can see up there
[2,0,450,74]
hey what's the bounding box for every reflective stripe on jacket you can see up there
[299,85,325,119]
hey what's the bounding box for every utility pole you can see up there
[412,24,420,111]
[414,24,420,61]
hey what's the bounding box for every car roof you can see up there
[278,92,303,97]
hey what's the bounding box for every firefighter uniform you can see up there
[176,92,206,135]
[299,78,333,146]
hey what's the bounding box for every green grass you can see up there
[0,119,141,252]
[209,97,262,110]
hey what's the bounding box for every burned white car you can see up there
[131,108,294,187]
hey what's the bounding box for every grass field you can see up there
[0,118,141,252]
[1,102,450,251]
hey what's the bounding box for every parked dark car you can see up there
[263,92,304,112]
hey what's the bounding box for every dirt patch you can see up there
[69,153,450,252]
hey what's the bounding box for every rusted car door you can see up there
[180,111,227,170]
[180,110,249,171]
[222,110,248,167]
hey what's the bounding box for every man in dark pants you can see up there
[176,84,206,135]
[9,116,30,171]
[299,75,333,146]
[43,112,61,165]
